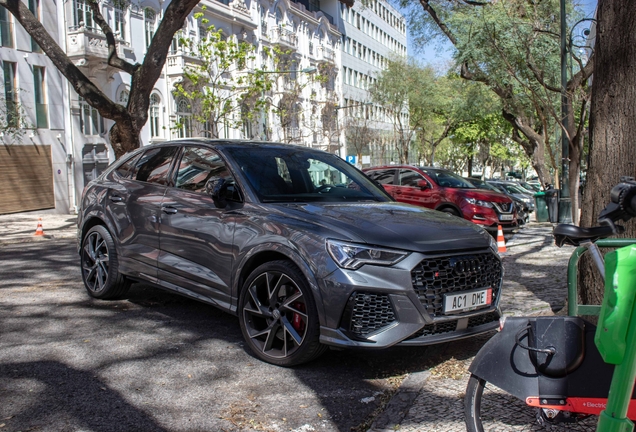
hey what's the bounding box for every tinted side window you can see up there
[114,153,142,179]
[175,147,231,193]
[399,169,424,187]
[132,146,178,185]
[367,169,395,185]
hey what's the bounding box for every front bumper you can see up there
[317,249,502,349]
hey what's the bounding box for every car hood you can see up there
[457,188,511,203]
[273,202,492,253]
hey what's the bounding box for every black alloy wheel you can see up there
[80,225,130,299]
[239,261,326,367]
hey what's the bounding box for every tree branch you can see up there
[87,1,138,75]
[0,0,126,121]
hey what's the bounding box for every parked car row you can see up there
[363,165,523,234]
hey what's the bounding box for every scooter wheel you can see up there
[464,374,487,432]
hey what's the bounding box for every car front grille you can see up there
[411,252,502,317]
[493,202,513,213]
[347,292,396,337]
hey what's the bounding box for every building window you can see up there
[79,97,105,136]
[114,7,126,40]
[3,61,17,127]
[175,97,192,138]
[144,8,156,49]
[171,30,184,54]
[118,89,129,106]
[33,66,47,128]
[28,0,41,52]
[0,7,12,48]
[149,93,161,138]
[73,0,95,31]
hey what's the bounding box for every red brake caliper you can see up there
[292,301,306,333]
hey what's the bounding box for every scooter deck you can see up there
[526,397,636,419]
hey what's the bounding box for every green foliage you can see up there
[172,10,271,138]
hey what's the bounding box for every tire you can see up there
[440,207,461,218]
[464,374,597,430]
[238,260,327,367]
[464,374,486,432]
[80,225,130,300]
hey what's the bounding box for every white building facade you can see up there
[336,0,407,166]
[0,0,401,215]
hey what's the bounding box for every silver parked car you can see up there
[78,140,503,366]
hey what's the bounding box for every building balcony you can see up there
[316,46,335,63]
[66,26,133,66]
[270,26,298,50]
[166,52,204,77]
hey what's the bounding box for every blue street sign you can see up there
[346,155,357,164]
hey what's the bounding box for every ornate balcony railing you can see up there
[270,26,297,49]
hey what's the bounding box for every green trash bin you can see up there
[534,192,549,222]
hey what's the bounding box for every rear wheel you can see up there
[464,374,597,431]
[80,225,130,299]
[238,260,327,367]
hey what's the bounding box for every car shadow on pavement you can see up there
[0,360,168,432]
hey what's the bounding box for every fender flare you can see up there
[232,243,327,325]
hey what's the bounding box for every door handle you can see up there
[109,195,124,202]
[162,206,178,215]
[394,190,402,195]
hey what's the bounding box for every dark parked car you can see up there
[364,165,518,234]
[464,177,530,226]
[78,140,503,366]
[487,180,536,213]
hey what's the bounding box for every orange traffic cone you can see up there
[497,225,506,254]
[34,217,45,236]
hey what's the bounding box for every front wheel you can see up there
[238,260,327,367]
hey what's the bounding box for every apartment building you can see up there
[0,0,401,215]
[337,0,407,165]
[0,0,70,215]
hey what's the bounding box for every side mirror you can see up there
[205,177,228,209]
[417,180,430,190]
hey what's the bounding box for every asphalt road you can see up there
[0,239,442,432]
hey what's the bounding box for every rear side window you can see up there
[366,169,395,185]
[131,146,178,185]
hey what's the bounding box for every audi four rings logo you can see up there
[450,258,479,274]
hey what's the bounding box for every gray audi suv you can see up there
[78,140,503,366]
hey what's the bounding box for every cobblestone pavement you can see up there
[372,223,601,432]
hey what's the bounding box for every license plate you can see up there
[443,288,492,314]
[499,214,514,221]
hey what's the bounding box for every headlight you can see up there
[326,240,409,270]
[488,235,498,255]
[465,197,494,208]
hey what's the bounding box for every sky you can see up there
[402,0,599,68]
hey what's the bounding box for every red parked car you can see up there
[364,165,518,233]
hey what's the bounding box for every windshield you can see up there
[224,146,392,203]
[422,169,475,189]
[468,178,499,192]
[502,184,531,195]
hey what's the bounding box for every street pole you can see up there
[559,0,572,223]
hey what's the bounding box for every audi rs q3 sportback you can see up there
[78,140,503,366]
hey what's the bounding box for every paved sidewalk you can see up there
[370,223,599,432]
[0,212,78,245]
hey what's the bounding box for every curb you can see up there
[0,234,76,246]
[368,371,431,431]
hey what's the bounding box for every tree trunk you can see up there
[578,0,636,307]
